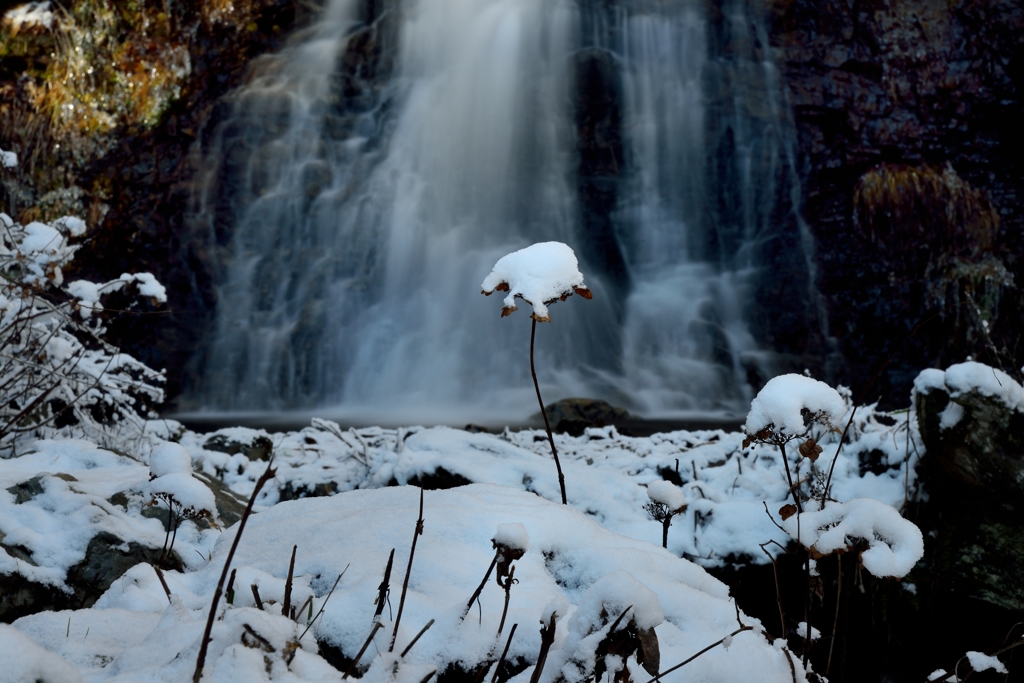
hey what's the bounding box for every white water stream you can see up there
[191,0,808,421]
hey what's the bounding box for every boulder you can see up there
[1,532,173,623]
[203,429,273,461]
[542,398,629,436]
[914,365,1024,612]
[915,369,1024,496]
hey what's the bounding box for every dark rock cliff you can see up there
[1,0,303,399]
[770,0,1024,405]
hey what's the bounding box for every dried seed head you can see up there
[798,438,823,462]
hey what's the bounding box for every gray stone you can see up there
[915,375,1024,611]
[916,384,1024,496]
[1,531,175,623]
[6,472,78,504]
[203,433,273,461]
[541,398,630,436]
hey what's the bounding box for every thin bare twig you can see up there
[153,566,172,603]
[193,457,277,683]
[343,621,383,679]
[283,544,297,617]
[374,549,396,623]
[462,553,499,620]
[759,542,787,639]
[251,584,264,611]
[225,569,236,606]
[491,623,518,683]
[299,567,348,641]
[530,318,567,505]
[400,619,435,659]
[528,612,558,683]
[391,488,425,652]
[497,565,515,637]
[645,626,752,683]
[826,553,842,676]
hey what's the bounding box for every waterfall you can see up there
[189,0,819,420]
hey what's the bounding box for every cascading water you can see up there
[189,0,821,420]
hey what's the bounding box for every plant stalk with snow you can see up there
[644,481,687,549]
[146,443,217,564]
[481,242,591,505]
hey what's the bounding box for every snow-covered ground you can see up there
[0,378,929,683]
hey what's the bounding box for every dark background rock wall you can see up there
[1,0,305,400]
[770,0,1024,406]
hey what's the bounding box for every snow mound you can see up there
[745,374,847,437]
[480,242,591,322]
[11,484,810,683]
[781,498,924,578]
[0,623,83,683]
[150,442,193,478]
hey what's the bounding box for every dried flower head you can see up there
[481,241,592,322]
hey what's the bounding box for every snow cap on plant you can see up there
[150,442,192,479]
[743,373,846,443]
[646,480,686,513]
[481,241,592,322]
[492,522,528,586]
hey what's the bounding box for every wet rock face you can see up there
[914,378,1024,612]
[771,0,1024,404]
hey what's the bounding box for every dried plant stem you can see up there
[661,514,674,549]
[530,318,567,505]
[299,567,348,641]
[400,619,435,659]
[153,566,172,603]
[295,595,313,622]
[251,584,265,610]
[802,555,812,666]
[491,623,518,683]
[528,612,558,683]
[390,488,425,652]
[462,552,499,620]
[374,549,396,622]
[759,542,787,639]
[645,626,752,683]
[192,457,277,683]
[826,553,842,676]
[282,544,297,617]
[225,568,236,605]
[343,621,383,679]
[497,565,515,637]
[777,442,802,513]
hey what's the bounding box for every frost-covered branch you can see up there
[0,210,166,453]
